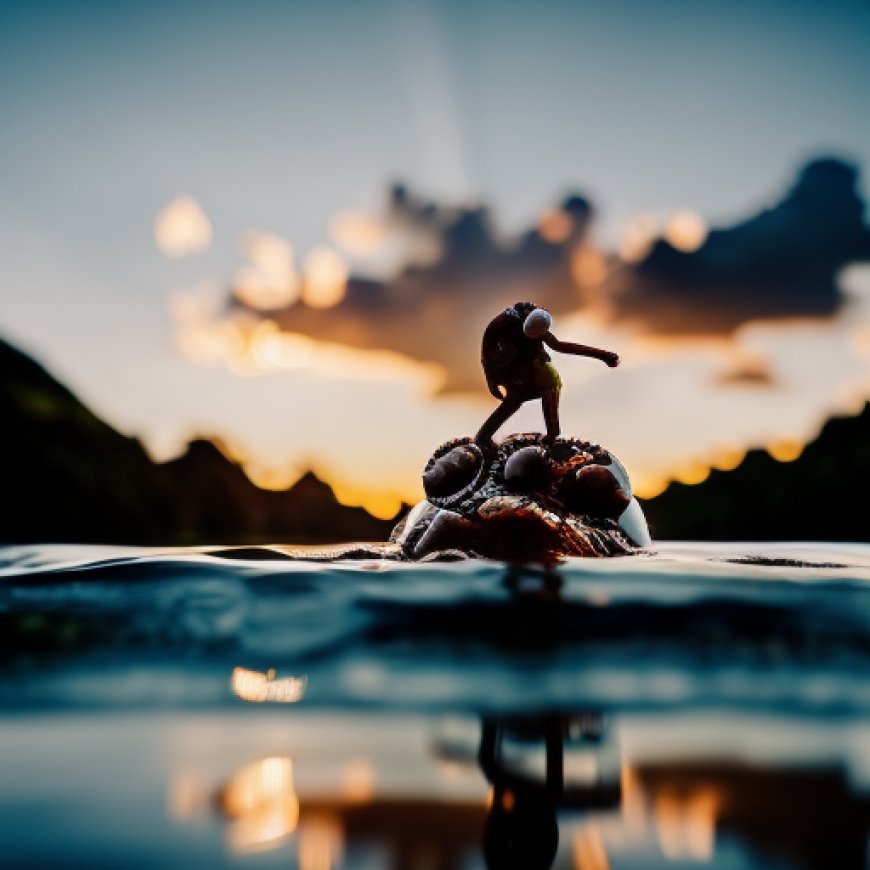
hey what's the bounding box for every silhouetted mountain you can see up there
[0,338,399,545]
[164,441,398,545]
[0,337,178,543]
[642,404,870,541]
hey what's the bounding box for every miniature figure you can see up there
[476,302,619,452]
[386,303,649,561]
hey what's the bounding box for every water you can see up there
[2,542,870,869]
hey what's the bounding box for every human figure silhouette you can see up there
[476,302,619,452]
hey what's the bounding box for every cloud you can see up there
[608,158,870,335]
[208,157,870,394]
[154,196,212,258]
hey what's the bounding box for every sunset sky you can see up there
[3,0,870,517]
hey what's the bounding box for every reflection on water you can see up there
[174,706,869,869]
[223,757,300,853]
[3,542,870,867]
[231,667,308,703]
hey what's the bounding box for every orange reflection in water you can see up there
[299,814,344,870]
[573,824,611,870]
[231,667,307,704]
[655,788,718,861]
[223,757,300,854]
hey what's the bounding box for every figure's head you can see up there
[522,308,552,339]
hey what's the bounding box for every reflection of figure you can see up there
[476,713,621,870]
[476,302,620,452]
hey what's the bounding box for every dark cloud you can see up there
[261,187,595,392]
[610,158,870,333]
[232,157,870,393]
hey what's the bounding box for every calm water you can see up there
[2,541,870,869]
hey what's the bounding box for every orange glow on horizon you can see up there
[767,438,804,462]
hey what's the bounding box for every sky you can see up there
[2,0,870,517]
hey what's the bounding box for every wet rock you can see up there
[423,442,484,500]
[398,432,651,560]
[503,446,551,493]
[559,464,630,519]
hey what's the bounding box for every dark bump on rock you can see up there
[423,444,483,498]
[559,464,630,519]
[503,445,552,493]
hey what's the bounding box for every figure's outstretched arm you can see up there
[543,332,619,367]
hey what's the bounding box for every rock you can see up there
[504,446,551,493]
[422,442,484,500]
[398,432,651,560]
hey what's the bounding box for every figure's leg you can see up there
[542,387,561,443]
[476,394,524,453]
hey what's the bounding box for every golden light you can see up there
[685,789,717,860]
[329,210,386,256]
[299,815,344,870]
[767,438,804,462]
[619,214,659,263]
[249,321,313,371]
[571,245,609,288]
[303,247,348,309]
[154,196,212,258]
[330,479,403,521]
[234,232,300,310]
[241,461,303,492]
[654,788,717,861]
[538,209,574,243]
[710,446,746,472]
[674,460,711,487]
[573,824,611,870]
[231,667,307,703]
[620,763,647,837]
[223,757,299,854]
[340,759,375,803]
[632,475,670,500]
[665,210,707,252]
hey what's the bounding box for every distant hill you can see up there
[0,338,401,545]
[641,404,870,541]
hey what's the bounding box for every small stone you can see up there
[504,446,551,493]
[423,444,482,498]
[559,464,630,519]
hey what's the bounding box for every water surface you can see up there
[2,542,869,868]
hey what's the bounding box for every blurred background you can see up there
[3,0,870,544]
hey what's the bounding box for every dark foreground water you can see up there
[2,542,870,869]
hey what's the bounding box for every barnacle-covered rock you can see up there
[392,433,651,561]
